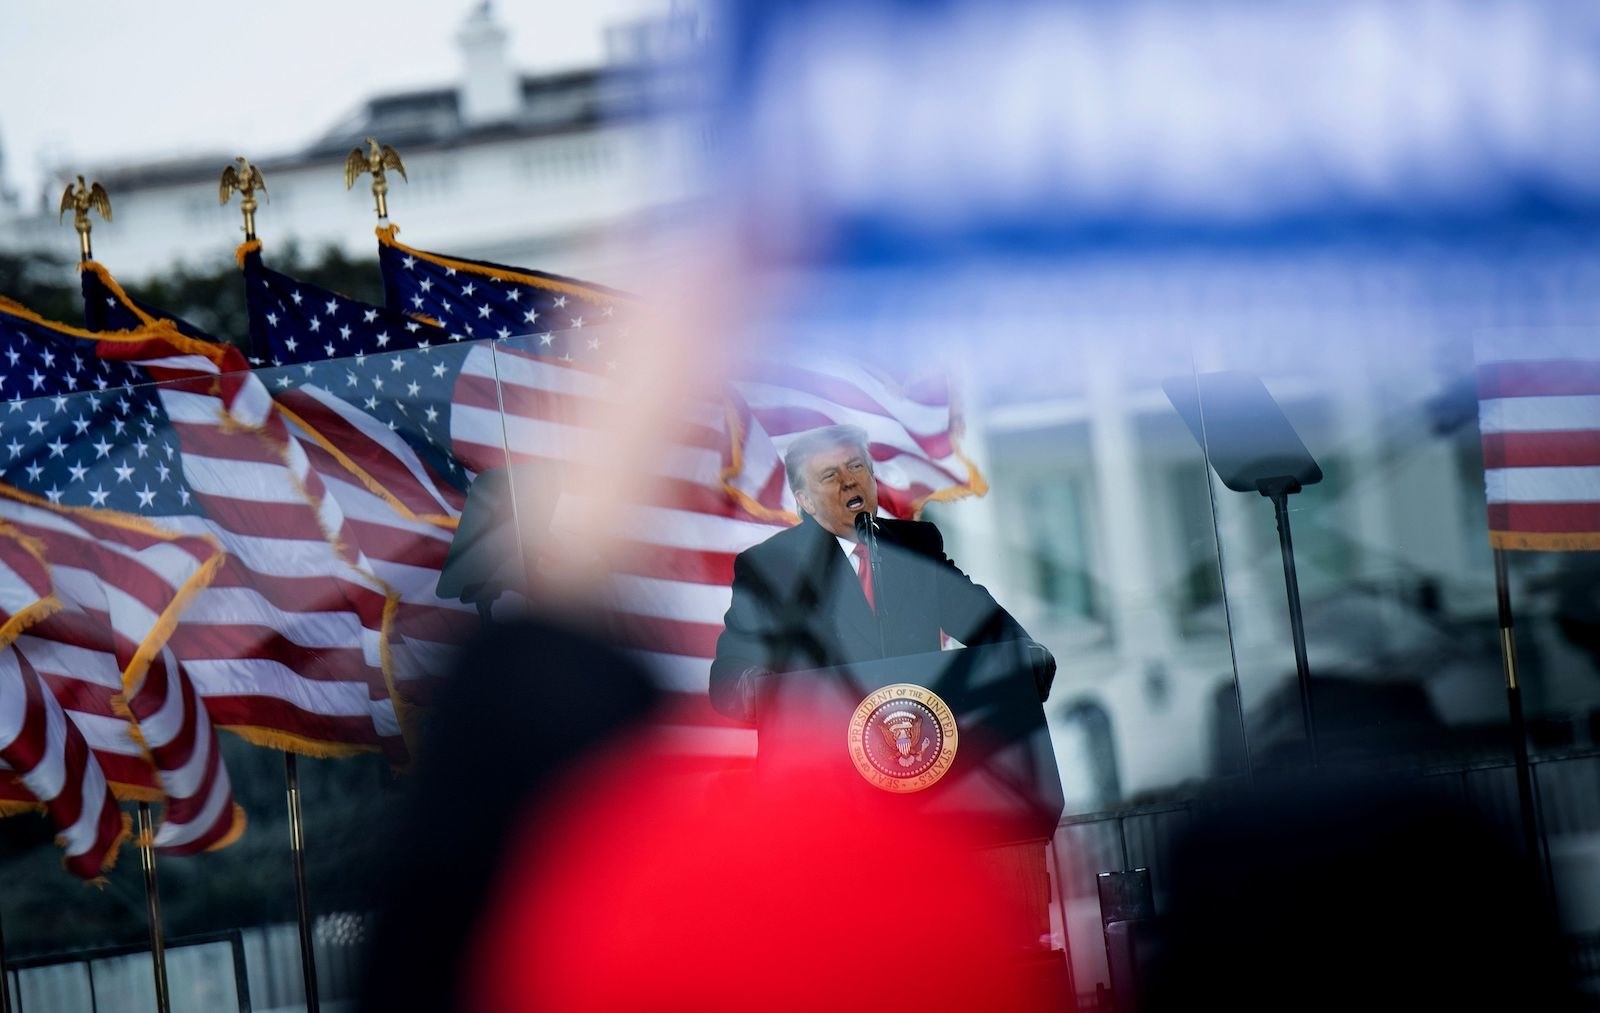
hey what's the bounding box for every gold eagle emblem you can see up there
[344,137,407,220]
[219,155,268,205]
[219,156,268,239]
[58,175,111,260]
[876,710,930,767]
[59,175,111,224]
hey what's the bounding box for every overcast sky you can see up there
[0,0,669,204]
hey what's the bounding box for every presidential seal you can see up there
[847,683,959,793]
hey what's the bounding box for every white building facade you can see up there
[0,5,707,288]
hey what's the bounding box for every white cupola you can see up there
[457,2,520,127]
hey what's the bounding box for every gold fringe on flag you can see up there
[377,225,635,306]
[1491,531,1600,552]
[217,725,379,759]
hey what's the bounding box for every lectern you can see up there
[757,642,1070,996]
[759,641,1063,839]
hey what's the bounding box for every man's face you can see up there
[794,441,879,539]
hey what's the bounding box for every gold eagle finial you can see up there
[219,156,269,241]
[343,137,407,220]
[58,175,112,262]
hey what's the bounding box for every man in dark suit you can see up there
[710,424,1053,722]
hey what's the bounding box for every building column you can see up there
[1085,347,1177,662]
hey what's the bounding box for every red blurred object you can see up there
[466,725,1072,1012]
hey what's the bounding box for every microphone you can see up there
[853,511,873,543]
[853,511,887,656]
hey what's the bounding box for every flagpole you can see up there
[136,802,172,1013]
[286,753,321,1013]
[0,901,13,1013]
[1492,549,1544,867]
[219,156,268,245]
[221,156,270,362]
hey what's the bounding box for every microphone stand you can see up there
[855,511,888,658]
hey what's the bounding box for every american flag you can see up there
[375,228,988,762]
[0,524,128,878]
[238,240,467,487]
[723,360,985,518]
[256,235,737,761]
[236,243,486,702]
[78,266,414,765]
[0,295,244,861]
[1477,333,1600,551]
[241,241,441,366]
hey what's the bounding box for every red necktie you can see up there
[853,543,875,613]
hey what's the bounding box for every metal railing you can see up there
[5,930,249,1013]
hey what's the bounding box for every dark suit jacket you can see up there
[709,514,1033,721]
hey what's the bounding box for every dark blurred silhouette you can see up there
[356,614,659,1013]
[1544,556,1600,675]
[1144,773,1580,1013]
[1219,673,1453,773]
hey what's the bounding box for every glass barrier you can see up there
[0,266,1592,1008]
[703,274,1248,996]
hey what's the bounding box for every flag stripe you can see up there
[453,404,725,486]
[1481,431,1600,469]
[157,763,237,851]
[51,710,144,757]
[612,574,732,625]
[186,656,401,736]
[203,695,391,747]
[740,360,952,415]
[1479,395,1600,434]
[614,541,737,587]
[1478,360,1600,399]
[1484,466,1600,504]
[612,614,723,660]
[171,584,378,650]
[745,401,955,461]
[454,367,726,452]
[171,622,375,683]
[1487,502,1600,533]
